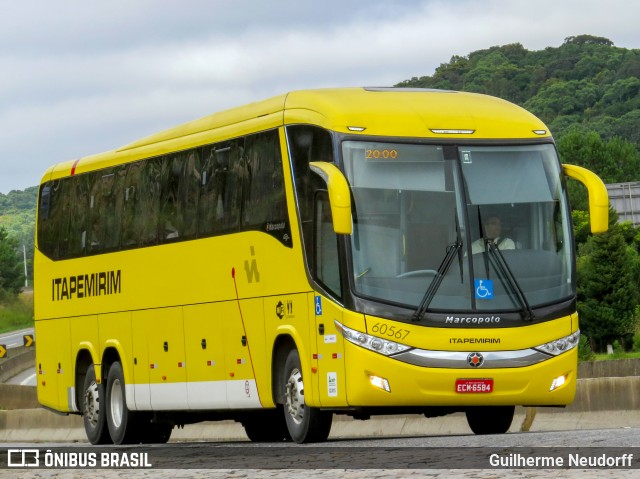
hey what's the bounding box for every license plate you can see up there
[455,379,494,393]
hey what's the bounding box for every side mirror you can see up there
[563,164,609,233]
[309,162,352,235]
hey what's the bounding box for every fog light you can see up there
[369,374,391,393]
[550,374,567,391]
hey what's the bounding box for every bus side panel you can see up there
[226,298,263,408]
[70,314,99,411]
[139,307,188,410]
[98,312,133,408]
[35,318,71,412]
[183,303,228,409]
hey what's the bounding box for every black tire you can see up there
[242,406,291,442]
[105,361,140,445]
[282,349,332,443]
[81,364,111,445]
[466,406,515,435]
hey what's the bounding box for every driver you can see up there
[471,215,515,254]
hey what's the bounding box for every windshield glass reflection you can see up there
[342,141,573,314]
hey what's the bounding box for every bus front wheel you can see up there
[466,406,515,435]
[81,364,111,445]
[105,361,139,445]
[282,349,332,443]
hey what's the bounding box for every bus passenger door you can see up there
[312,294,346,406]
[311,191,346,406]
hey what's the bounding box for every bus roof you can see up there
[41,87,551,184]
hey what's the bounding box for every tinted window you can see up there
[37,128,290,260]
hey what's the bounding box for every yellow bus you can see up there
[34,87,608,445]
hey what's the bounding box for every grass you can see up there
[593,351,640,360]
[0,289,34,334]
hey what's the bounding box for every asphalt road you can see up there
[1,427,638,478]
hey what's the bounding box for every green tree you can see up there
[572,209,592,246]
[558,130,640,213]
[577,226,640,351]
[0,227,25,297]
[0,186,36,283]
[524,79,599,124]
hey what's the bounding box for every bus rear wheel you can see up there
[282,349,332,443]
[81,364,111,445]
[105,361,140,445]
[466,406,515,435]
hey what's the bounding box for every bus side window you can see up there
[179,150,201,240]
[160,155,183,241]
[197,145,221,236]
[287,125,334,267]
[226,140,245,232]
[241,130,287,229]
[86,172,104,253]
[121,161,144,248]
[314,190,342,298]
[54,178,74,259]
[198,141,240,236]
[38,180,65,260]
[139,158,162,246]
[87,168,123,253]
[105,167,126,250]
[67,174,91,257]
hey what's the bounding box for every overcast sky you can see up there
[1,0,639,194]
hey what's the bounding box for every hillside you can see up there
[397,35,640,150]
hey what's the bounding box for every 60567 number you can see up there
[370,322,410,340]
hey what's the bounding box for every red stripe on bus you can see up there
[70,159,80,175]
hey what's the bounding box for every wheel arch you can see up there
[101,344,128,388]
[74,348,96,412]
[272,332,307,405]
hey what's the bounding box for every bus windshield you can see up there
[341,141,573,314]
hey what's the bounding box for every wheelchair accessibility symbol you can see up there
[475,279,494,299]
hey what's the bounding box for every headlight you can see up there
[334,320,412,356]
[534,330,580,356]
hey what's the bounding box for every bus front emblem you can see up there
[467,352,484,368]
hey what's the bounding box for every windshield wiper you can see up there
[412,240,463,322]
[485,240,535,321]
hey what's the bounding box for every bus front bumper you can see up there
[343,342,577,407]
